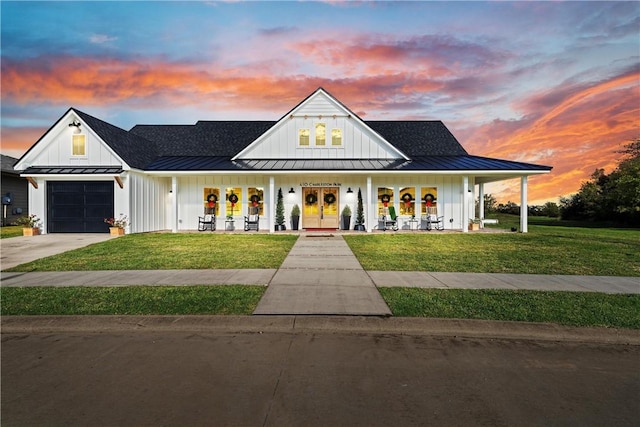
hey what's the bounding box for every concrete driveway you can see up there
[0,233,116,270]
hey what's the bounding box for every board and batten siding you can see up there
[237,92,400,160]
[128,173,170,233]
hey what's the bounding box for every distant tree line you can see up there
[559,140,639,226]
[477,195,559,218]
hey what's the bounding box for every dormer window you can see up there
[72,134,86,156]
[331,128,342,146]
[299,128,310,146]
[315,123,326,146]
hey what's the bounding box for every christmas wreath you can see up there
[380,194,391,204]
[228,193,239,205]
[401,193,413,203]
[206,194,218,205]
[305,193,317,205]
[423,193,435,207]
[250,194,261,206]
[324,193,336,205]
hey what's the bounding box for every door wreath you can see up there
[206,194,218,208]
[324,193,336,205]
[380,193,391,207]
[305,193,317,205]
[228,193,239,206]
[423,193,435,207]
[250,194,261,207]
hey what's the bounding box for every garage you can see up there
[47,181,114,233]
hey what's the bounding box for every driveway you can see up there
[0,233,116,270]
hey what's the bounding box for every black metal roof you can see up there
[23,166,124,174]
[146,155,550,172]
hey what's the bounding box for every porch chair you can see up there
[244,206,259,231]
[197,210,216,231]
[423,206,444,231]
[380,206,399,231]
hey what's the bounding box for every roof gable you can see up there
[232,88,409,160]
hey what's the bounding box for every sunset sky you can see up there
[1,1,638,205]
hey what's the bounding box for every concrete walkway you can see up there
[253,234,392,316]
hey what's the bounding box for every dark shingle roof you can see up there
[130,121,275,157]
[1,154,20,174]
[74,109,158,169]
[367,121,468,156]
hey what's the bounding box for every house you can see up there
[1,154,29,226]
[14,88,551,234]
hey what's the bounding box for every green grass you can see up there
[1,226,23,239]
[5,233,298,272]
[379,288,640,329]
[345,226,640,276]
[1,286,265,315]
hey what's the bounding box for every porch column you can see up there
[479,182,485,223]
[366,176,372,232]
[520,176,528,233]
[269,176,275,233]
[462,176,469,233]
[171,176,178,233]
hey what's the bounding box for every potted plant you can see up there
[354,188,366,231]
[16,214,41,236]
[104,214,128,236]
[468,218,481,231]
[341,205,351,230]
[290,204,300,230]
[275,188,286,231]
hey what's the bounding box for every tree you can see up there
[355,188,365,230]
[275,188,285,228]
[542,201,559,217]
[560,139,639,225]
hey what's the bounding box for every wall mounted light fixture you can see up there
[289,188,295,194]
[69,120,82,134]
[347,187,353,193]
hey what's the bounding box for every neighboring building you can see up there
[14,88,551,234]
[1,154,29,226]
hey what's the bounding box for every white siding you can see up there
[128,173,170,233]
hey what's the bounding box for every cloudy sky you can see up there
[1,1,638,204]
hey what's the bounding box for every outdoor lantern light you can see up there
[347,187,353,193]
[69,120,82,133]
[289,188,295,194]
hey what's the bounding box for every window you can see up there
[377,187,394,215]
[421,187,438,213]
[299,128,310,146]
[331,128,342,146]
[399,187,416,216]
[315,123,325,146]
[248,187,264,215]
[72,134,86,156]
[203,187,219,215]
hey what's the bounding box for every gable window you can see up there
[72,134,86,156]
[315,123,326,146]
[331,128,342,146]
[299,128,310,146]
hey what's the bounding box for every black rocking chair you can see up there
[244,206,259,231]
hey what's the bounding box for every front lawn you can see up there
[344,226,640,276]
[1,285,265,315]
[4,233,298,272]
[379,288,640,329]
[1,226,23,239]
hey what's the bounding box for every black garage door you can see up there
[47,181,114,233]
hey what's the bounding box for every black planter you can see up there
[354,223,366,231]
[291,216,300,231]
[275,224,287,231]
[341,215,351,230]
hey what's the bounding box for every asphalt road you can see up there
[3,328,639,427]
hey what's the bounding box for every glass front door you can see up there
[302,187,339,229]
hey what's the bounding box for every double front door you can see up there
[302,187,339,229]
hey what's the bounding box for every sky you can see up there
[1,1,638,205]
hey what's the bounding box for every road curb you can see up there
[2,315,639,345]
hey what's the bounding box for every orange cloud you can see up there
[462,69,639,204]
